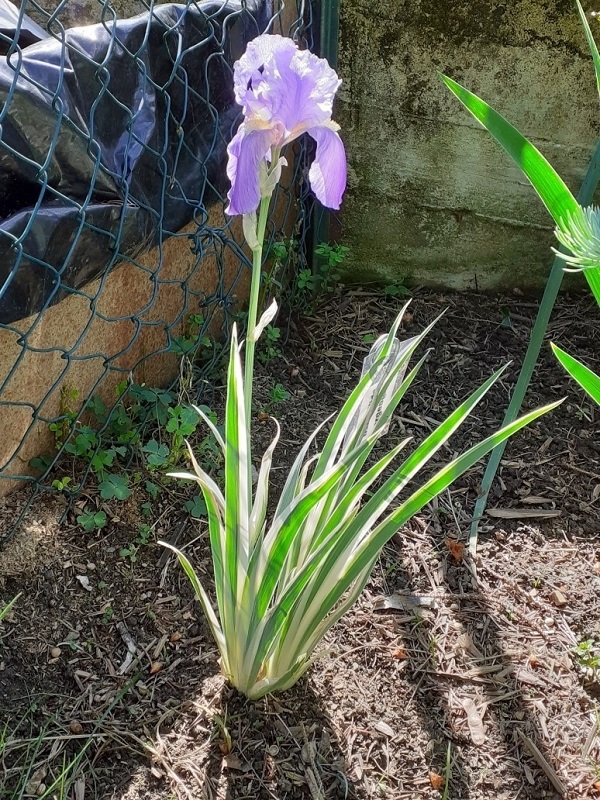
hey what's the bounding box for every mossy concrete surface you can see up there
[337,0,600,290]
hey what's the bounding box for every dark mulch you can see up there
[0,288,599,800]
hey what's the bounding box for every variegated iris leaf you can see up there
[162,306,559,700]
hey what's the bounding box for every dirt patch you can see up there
[0,288,599,799]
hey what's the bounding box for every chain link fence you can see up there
[0,0,321,543]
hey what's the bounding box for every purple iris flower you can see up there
[226,34,347,216]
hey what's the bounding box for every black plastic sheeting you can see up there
[0,0,271,324]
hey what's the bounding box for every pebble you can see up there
[550,589,567,608]
[50,647,62,659]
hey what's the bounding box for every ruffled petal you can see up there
[276,48,341,134]
[307,124,347,210]
[233,34,297,114]
[232,34,341,139]
[226,124,277,216]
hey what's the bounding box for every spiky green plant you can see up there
[163,305,558,699]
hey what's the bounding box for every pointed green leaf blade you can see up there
[441,74,579,226]
[577,0,600,100]
[552,343,600,404]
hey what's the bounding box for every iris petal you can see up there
[307,125,347,210]
[227,35,347,216]
[233,35,297,116]
[233,35,341,135]
[275,48,341,133]
[226,124,277,216]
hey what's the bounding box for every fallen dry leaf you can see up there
[373,594,437,612]
[445,538,464,561]
[487,507,561,519]
[224,754,243,770]
[460,697,486,745]
[374,720,395,738]
[429,771,444,790]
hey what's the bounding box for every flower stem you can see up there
[244,194,271,425]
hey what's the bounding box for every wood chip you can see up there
[550,589,568,608]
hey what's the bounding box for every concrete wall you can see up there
[337,0,600,290]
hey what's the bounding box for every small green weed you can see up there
[258,325,282,365]
[314,242,348,292]
[288,241,348,313]
[169,313,213,357]
[185,494,208,518]
[266,383,291,411]
[120,523,153,564]
[99,473,131,501]
[383,282,409,298]
[574,639,600,669]
[76,509,107,532]
[51,476,74,493]
[32,377,221,530]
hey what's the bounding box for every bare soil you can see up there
[1,288,599,800]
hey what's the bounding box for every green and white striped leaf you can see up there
[168,308,560,701]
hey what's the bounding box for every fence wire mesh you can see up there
[0,0,320,544]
